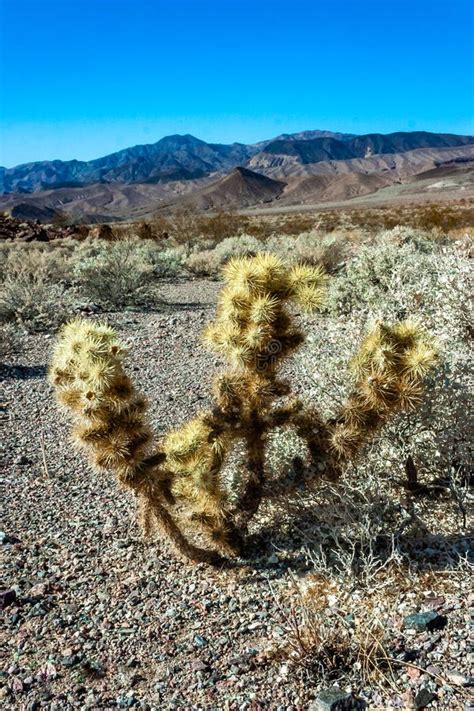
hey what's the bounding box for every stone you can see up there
[15,454,31,465]
[61,654,81,668]
[414,688,436,708]
[310,688,367,710]
[446,670,472,686]
[190,659,209,673]
[403,611,447,632]
[0,589,17,610]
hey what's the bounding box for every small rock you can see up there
[61,654,81,668]
[28,582,48,597]
[0,589,17,610]
[82,660,105,678]
[407,665,421,681]
[424,596,445,609]
[446,670,472,686]
[414,688,436,709]
[403,611,447,632]
[116,695,139,708]
[190,659,209,673]
[310,688,367,710]
[193,634,208,648]
[15,454,31,465]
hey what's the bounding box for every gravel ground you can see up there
[1,280,472,710]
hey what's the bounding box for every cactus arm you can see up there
[49,319,224,564]
[327,321,437,463]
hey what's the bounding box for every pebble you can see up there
[2,283,471,710]
[403,611,447,632]
[310,688,367,710]
[414,688,436,708]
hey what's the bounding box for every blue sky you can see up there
[0,0,473,167]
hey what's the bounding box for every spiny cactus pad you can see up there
[50,254,437,563]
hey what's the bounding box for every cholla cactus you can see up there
[49,254,437,563]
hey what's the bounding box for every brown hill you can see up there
[277,173,393,206]
[164,167,286,211]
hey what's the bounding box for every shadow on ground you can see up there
[0,363,47,380]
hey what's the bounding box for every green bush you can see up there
[325,239,439,317]
[73,239,182,307]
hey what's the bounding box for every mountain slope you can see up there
[252,129,356,149]
[3,130,473,195]
[249,131,474,171]
[164,166,287,211]
[0,135,257,193]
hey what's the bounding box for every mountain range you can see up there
[1,129,473,221]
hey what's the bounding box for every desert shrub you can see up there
[212,233,265,261]
[278,214,318,235]
[185,249,219,276]
[0,274,72,331]
[375,224,438,251]
[186,234,266,275]
[293,239,472,521]
[147,246,185,276]
[0,245,74,331]
[325,239,437,317]
[72,239,160,307]
[268,231,351,272]
[149,209,248,247]
[0,243,73,284]
[195,210,248,244]
[0,323,21,357]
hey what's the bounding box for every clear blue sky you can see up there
[0,0,473,167]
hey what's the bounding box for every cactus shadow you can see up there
[241,489,472,578]
[0,363,47,380]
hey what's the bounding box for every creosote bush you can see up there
[50,254,437,563]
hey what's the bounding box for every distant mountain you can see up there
[252,129,356,149]
[4,129,472,196]
[1,145,473,222]
[249,132,474,171]
[1,130,474,219]
[0,134,257,193]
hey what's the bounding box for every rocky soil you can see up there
[1,281,472,710]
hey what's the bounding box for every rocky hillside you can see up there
[0,135,257,193]
[2,130,473,195]
[1,131,473,221]
[249,132,474,171]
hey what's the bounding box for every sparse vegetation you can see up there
[73,238,185,308]
[3,203,472,709]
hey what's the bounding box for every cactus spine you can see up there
[50,254,437,563]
